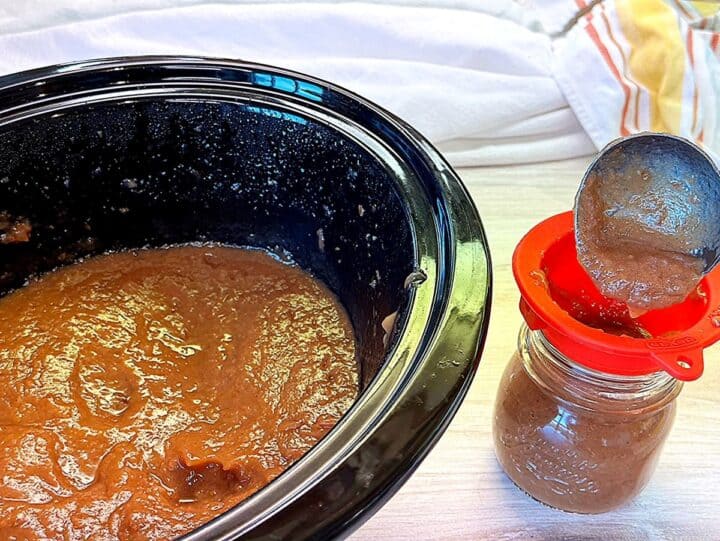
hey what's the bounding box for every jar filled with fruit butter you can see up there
[493,212,720,513]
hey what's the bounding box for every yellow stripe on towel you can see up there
[616,0,686,133]
[690,2,720,19]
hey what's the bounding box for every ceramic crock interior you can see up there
[0,98,416,391]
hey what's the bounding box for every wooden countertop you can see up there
[350,157,720,541]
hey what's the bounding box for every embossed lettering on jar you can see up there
[493,326,680,514]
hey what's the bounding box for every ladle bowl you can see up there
[575,133,720,273]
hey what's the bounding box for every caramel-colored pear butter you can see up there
[0,246,358,540]
[576,171,705,313]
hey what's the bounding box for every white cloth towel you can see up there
[0,1,596,166]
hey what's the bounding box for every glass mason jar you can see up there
[493,324,682,514]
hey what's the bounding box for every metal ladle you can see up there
[575,132,720,275]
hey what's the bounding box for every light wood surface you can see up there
[350,157,719,541]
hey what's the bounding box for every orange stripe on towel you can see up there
[582,2,632,135]
[671,0,694,21]
[599,4,640,132]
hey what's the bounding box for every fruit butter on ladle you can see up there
[574,132,720,314]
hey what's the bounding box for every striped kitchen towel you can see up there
[0,1,718,165]
[547,0,720,159]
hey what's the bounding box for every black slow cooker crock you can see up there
[0,57,491,540]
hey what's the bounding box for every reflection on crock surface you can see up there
[0,245,358,540]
